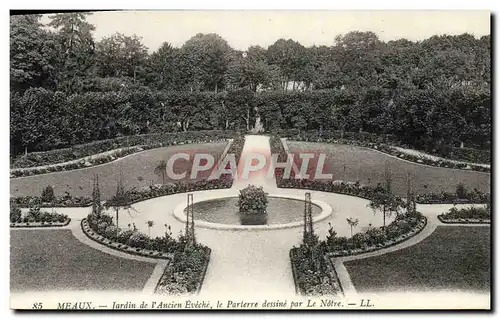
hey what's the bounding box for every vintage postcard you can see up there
[9,10,491,310]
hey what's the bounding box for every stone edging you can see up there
[289,249,300,295]
[10,218,71,228]
[196,248,211,295]
[173,193,333,231]
[437,215,490,224]
[81,218,174,261]
[326,217,428,258]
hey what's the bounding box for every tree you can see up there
[91,174,102,217]
[96,33,148,81]
[10,14,58,92]
[146,220,154,238]
[105,173,130,236]
[154,160,167,184]
[177,33,233,91]
[146,42,179,89]
[266,38,310,90]
[346,217,359,237]
[368,163,404,227]
[48,13,96,92]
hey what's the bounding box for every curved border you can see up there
[173,193,332,231]
[326,217,428,258]
[284,138,490,174]
[11,139,231,179]
[81,218,174,261]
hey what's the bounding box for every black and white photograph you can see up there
[8,9,491,310]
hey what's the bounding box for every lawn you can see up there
[10,229,156,292]
[10,142,227,200]
[286,141,490,196]
[343,226,491,293]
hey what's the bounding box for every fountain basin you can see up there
[173,193,332,231]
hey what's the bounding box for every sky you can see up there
[41,10,490,52]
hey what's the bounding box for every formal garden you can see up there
[10,13,491,304]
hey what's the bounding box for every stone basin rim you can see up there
[173,193,333,231]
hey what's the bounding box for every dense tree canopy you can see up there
[10,13,491,158]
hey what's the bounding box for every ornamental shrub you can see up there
[237,185,268,225]
[10,205,21,223]
[41,185,55,203]
[127,232,149,249]
[116,229,135,244]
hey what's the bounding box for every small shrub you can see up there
[10,205,21,223]
[127,232,149,249]
[41,185,56,203]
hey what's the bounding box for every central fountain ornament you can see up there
[237,185,268,225]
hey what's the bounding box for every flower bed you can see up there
[155,247,211,295]
[10,219,71,228]
[416,188,490,204]
[289,246,343,296]
[81,218,174,260]
[438,206,490,224]
[11,194,92,208]
[278,130,490,173]
[11,130,237,177]
[325,211,427,257]
[10,204,70,228]
[11,177,236,209]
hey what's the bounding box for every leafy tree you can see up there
[368,164,404,227]
[105,173,130,235]
[346,217,359,237]
[96,32,148,81]
[48,12,96,93]
[267,38,310,90]
[177,33,233,92]
[146,42,179,89]
[10,14,58,92]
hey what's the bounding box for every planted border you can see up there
[289,248,344,296]
[10,218,71,228]
[278,130,490,172]
[326,216,427,257]
[154,247,211,295]
[438,206,490,224]
[270,136,490,205]
[437,216,490,224]
[11,130,237,170]
[81,218,174,260]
